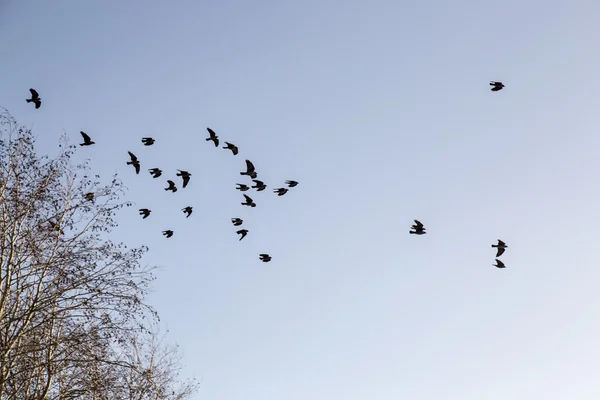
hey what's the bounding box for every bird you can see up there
[165,180,177,192]
[162,230,174,238]
[285,180,299,187]
[139,209,151,219]
[240,159,257,179]
[231,217,243,226]
[26,88,41,109]
[493,259,506,269]
[237,229,248,241]
[259,254,272,262]
[491,239,507,257]
[182,206,193,218]
[223,142,239,155]
[49,220,64,235]
[176,170,191,188]
[141,137,155,146]
[79,131,95,146]
[84,192,94,201]
[206,128,219,147]
[251,179,267,191]
[148,168,162,178]
[236,183,250,192]
[241,194,256,207]
[409,219,426,235]
[490,81,505,91]
[273,188,288,196]
[127,152,141,174]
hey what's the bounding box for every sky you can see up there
[2,0,600,398]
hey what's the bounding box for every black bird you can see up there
[176,170,191,188]
[273,188,288,196]
[236,183,250,192]
[206,128,219,147]
[139,209,151,219]
[491,239,507,257]
[84,192,94,201]
[493,259,506,269]
[285,180,299,187]
[162,230,174,238]
[409,219,426,235]
[182,206,193,218]
[148,168,162,178]
[48,220,64,235]
[240,159,257,179]
[165,180,177,192]
[242,194,256,207]
[127,151,141,174]
[223,142,239,155]
[259,254,272,262]
[237,229,248,241]
[251,179,267,191]
[79,131,95,146]
[490,81,505,91]
[231,217,243,226]
[26,88,41,109]
[141,137,155,146]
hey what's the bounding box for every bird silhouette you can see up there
[251,180,266,191]
[223,142,238,155]
[240,159,257,179]
[84,192,94,201]
[491,239,507,257]
[409,220,426,235]
[139,209,151,219]
[273,188,288,196]
[79,131,95,146]
[182,206,193,218]
[26,88,41,109]
[148,168,162,178]
[141,137,155,146]
[493,259,506,269]
[259,254,272,262]
[490,81,505,91]
[231,217,243,226]
[127,152,141,174]
[162,230,174,238]
[237,229,248,241]
[176,170,191,188]
[242,194,256,207]
[285,180,298,187]
[236,183,250,192]
[206,128,219,147]
[48,220,64,235]
[165,180,177,192]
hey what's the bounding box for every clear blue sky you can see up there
[2,1,600,398]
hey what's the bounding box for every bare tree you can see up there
[0,108,199,400]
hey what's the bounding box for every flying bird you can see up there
[223,142,238,155]
[84,192,94,201]
[259,254,272,262]
[148,168,162,178]
[231,217,243,226]
[141,137,155,146]
[206,128,219,147]
[236,183,250,192]
[237,229,248,241]
[490,81,505,91]
[251,180,267,191]
[182,206,193,218]
[409,220,426,235]
[241,194,256,207]
[493,259,506,269]
[491,239,507,257]
[240,159,257,179]
[162,230,174,238]
[273,188,288,196]
[79,131,95,146]
[139,209,151,219]
[127,151,141,174]
[176,170,191,188]
[165,180,177,192]
[285,180,299,187]
[26,88,41,109]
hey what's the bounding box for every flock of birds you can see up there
[25,89,301,263]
